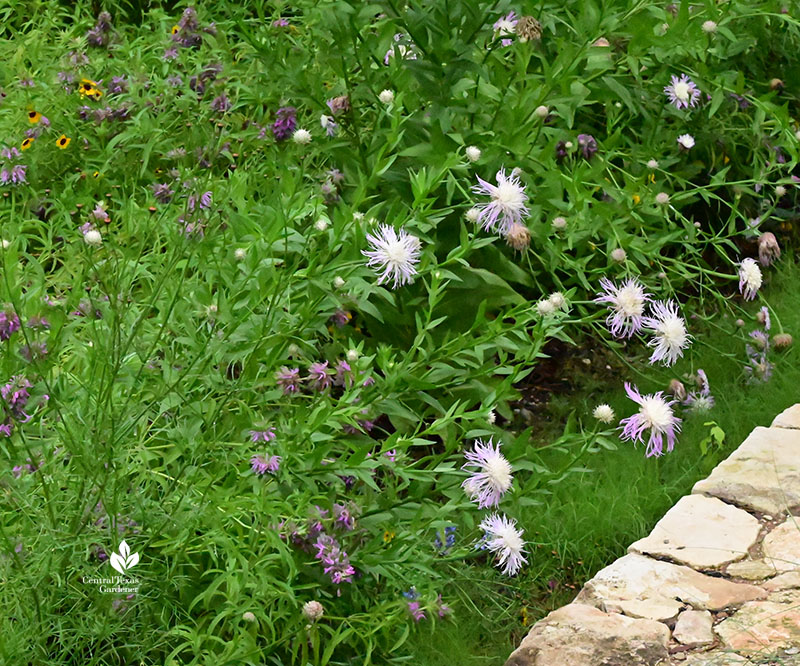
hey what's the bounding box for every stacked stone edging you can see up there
[506,404,800,666]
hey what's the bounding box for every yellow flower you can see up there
[20,137,33,150]
[92,171,101,179]
[632,194,641,205]
[383,530,395,544]
[723,155,730,164]
[647,173,655,184]
[56,135,71,149]
[28,110,41,124]
[171,25,180,34]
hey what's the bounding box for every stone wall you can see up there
[505,404,800,666]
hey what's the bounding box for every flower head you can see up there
[293,128,312,145]
[302,600,324,621]
[758,232,781,267]
[250,454,281,475]
[362,224,422,288]
[493,12,517,46]
[471,168,530,234]
[738,258,762,300]
[664,74,701,110]
[479,513,527,576]
[461,438,513,508]
[643,300,691,366]
[595,277,650,338]
[271,107,297,141]
[619,382,681,457]
[677,134,695,149]
[593,404,615,423]
[379,89,394,104]
[276,366,301,394]
[577,134,598,159]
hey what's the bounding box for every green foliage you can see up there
[0,0,797,664]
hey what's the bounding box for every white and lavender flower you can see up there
[738,258,762,300]
[684,369,715,413]
[643,300,691,366]
[619,382,681,457]
[362,224,422,288]
[595,277,650,338]
[461,438,513,508]
[471,168,530,234]
[664,74,701,110]
[478,513,527,576]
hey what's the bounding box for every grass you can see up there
[410,255,800,665]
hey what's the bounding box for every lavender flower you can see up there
[619,382,681,457]
[108,76,128,95]
[684,369,715,413]
[210,94,230,113]
[595,277,650,338]
[407,601,426,622]
[471,168,530,234]
[643,300,691,366]
[1,375,32,420]
[362,224,422,288]
[249,429,276,443]
[663,74,701,109]
[276,366,301,394]
[313,534,355,584]
[493,12,518,46]
[461,438,513,508]
[326,95,350,115]
[479,513,527,576]
[152,183,174,203]
[307,361,333,391]
[250,454,281,475]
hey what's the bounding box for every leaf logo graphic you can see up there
[109,540,140,575]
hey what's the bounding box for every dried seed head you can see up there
[516,16,542,42]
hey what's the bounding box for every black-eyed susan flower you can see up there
[20,138,33,150]
[56,135,71,149]
[171,25,180,34]
[383,530,395,544]
[28,110,41,124]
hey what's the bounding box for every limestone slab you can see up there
[613,598,683,622]
[504,603,670,666]
[764,571,800,592]
[715,590,800,653]
[772,404,800,429]
[692,426,800,514]
[575,554,765,613]
[725,558,777,580]
[763,517,800,573]
[629,495,760,568]
[673,610,714,647]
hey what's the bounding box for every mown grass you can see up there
[410,255,800,665]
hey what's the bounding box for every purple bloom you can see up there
[664,74,701,109]
[333,503,356,531]
[249,429,276,443]
[479,513,527,576]
[0,307,21,340]
[471,168,529,234]
[20,342,47,362]
[313,534,355,584]
[334,360,352,387]
[199,191,212,210]
[273,18,289,28]
[436,594,451,618]
[407,601,426,622]
[461,438,513,508]
[271,107,297,142]
[26,316,50,330]
[576,134,598,159]
[250,454,281,475]
[163,47,179,61]
[595,277,650,338]
[619,382,681,457]
[10,165,26,185]
[684,369,715,413]
[152,183,174,203]
[108,76,128,95]
[276,366,301,394]
[1,375,32,420]
[307,361,333,391]
[210,94,230,113]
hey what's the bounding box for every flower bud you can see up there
[655,192,670,205]
[303,600,324,621]
[773,333,793,349]
[242,612,256,623]
[758,232,781,267]
[610,248,627,262]
[534,105,549,119]
[668,379,687,401]
[379,89,394,104]
[770,78,785,91]
[465,146,481,162]
[504,222,531,251]
[552,216,567,230]
[701,20,718,33]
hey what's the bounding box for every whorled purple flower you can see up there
[271,107,297,142]
[407,601,426,622]
[576,134,598,159]
[152,183,175,203]
[210,94,230,113]
[249,428,276,443]
[1,375,32,421]
[307,361,333,391]
[250,454,281,475]
[619,382,681,457]
[276,366,301,394]
[684,369,715,413]
[0,307,21,340]
[313,533,355,584]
